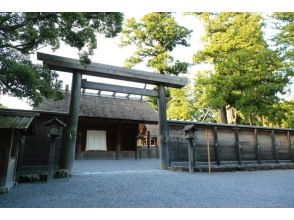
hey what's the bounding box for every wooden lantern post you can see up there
[44,118,66,182]
[184,125,196,173]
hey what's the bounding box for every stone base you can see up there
[169,161,294,172]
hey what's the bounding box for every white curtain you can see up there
[86,130,107,151]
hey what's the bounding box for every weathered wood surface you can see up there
[187,138,194,172]
[213,126,220,165]
[81,79,158,97]
[60,72,82,171]
[37,52,187,88]
[168,121,294,165]
[158,84,169,169]
[47,137,56,182]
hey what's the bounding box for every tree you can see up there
[120,12,191,75]
[193,13,287,125]
[0,12,123,106]
[167,86,192,120]
[120,12,192,116]
[272,13,294,94]
[272,13,294,69]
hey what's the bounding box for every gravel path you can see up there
[1,159,294,208]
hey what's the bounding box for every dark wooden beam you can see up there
[147,131,151,159]
[234,128,242,165]
[0,129,14,190]
[47,136,57,182]
[158,84,169,169]
[271,130,279,164]
[187,137,194,172]
[213,126,220,166]
[287,131,294,163]
[37,52,187,88]
[60,71,82,172]
[81,79,158,97]
[254,129,261,164]
[16,136,26,171]
[116,126,121,160]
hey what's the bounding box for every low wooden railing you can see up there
[136,146,159,159]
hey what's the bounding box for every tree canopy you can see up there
[193,12,288,125]
[120,12,191,75]
[120,12,194,118]
[0,12,123,106]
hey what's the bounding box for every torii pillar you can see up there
[158,84,169,169]
[60,71,82,171]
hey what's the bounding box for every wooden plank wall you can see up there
[168,124,294,165]
[22,116,65,166]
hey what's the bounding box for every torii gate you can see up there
[37,52,187,172]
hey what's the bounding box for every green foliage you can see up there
[193,13,288,125]
[167,86,191,120]
[120,12,191,74]
[0,102,5,108]
[0,49,63,106]
[272,12,294,79]
[120,12,194,117]
[0,12,123,106]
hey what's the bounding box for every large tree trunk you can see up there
[219,107,228,124]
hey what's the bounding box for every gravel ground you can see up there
[1,159,294,208]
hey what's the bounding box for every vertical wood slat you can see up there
[271,130,279,164]
[287,131,294,163]
[115,126,121,160]
[16,136,26,171]
[0,129,14,188]
[234,128,242,165]
[254,129,261,164]
[213,126,220,166]
[47,137,57,182]
[188,138,194,172]
[147,131,151,158]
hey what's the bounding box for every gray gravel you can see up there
[1,159,294,208]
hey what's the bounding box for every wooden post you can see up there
[213,126,220,166]
[254,129,261,164]
[187,138,194,172]
[205,131,211,174]
[47,136,57,182]
[16,136,26,171]
[116,126,121,160]
[0,129,14,190]
[60,71,82,172]
[147,131,151,158]
[234,128,242,165]
[271,130,279,164]
[158,84,169,170]
[287,131,294,163]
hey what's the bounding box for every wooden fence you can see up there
[167,121,294,165]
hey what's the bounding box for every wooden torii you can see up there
[37,52,187,172]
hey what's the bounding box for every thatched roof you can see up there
[34,93,158,123]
